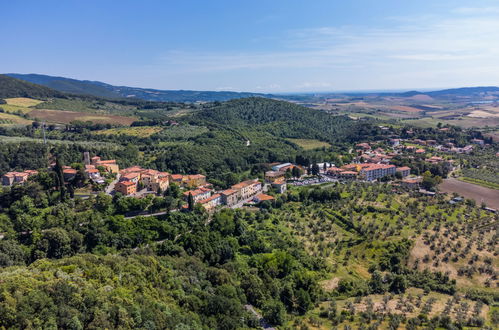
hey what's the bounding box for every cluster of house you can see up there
[391,137,483,154]
[1,170,38,186]
[182,178,272,211]
[325,163,411,181]
[115,166,172,196]
[264,163,295,193]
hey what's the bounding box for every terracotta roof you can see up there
[170,174,183,180]
[396,166,411,171]
[183,187,211,197]
[232,180,258,190]
[199,193,221,204]
[96,160,116,165]
[117,181,135,186]
[221,189,237,195]
[255,193,275,201]
[85,169,99,174]
[361,164,396,171]
[122,172,139,180]
[63,169,77,174]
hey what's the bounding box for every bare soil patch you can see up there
[439,178,499,209]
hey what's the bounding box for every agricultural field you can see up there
[409,219,497,288]
[0,112,32,126]
[271,183,498,328]
[28,109,136,125]
[306,289,490,329]
[439,178,499,209]
[4,97,43,107]
[287,138,332,150]
[154,124,209,140]
[93,126,163,137]
[0,135,120,148]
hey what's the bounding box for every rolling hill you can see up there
[6,73,271,102]
[0,74,64,99]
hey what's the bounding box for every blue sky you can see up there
[1,0,499,92]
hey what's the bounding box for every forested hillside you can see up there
[0,75,64,99]
[193,97,377,142]
[7,73,271,102]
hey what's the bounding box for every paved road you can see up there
[105,174,120,195]
[244,305,275,330]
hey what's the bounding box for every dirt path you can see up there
[439,178,499,209]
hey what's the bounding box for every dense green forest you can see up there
[0,75,65,99]
[0,174,497,328]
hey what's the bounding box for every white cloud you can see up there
[153,6,499,91]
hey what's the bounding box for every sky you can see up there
[1,0,499,93]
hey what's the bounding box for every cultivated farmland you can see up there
[287,138,331,150]
[28,109,136,125]
[439,178,499,209]
[93,126,163,137]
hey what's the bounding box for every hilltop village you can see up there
[3,133,486,213]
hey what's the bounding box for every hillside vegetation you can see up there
[0,74,64,99]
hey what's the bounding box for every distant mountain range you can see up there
[5,73,271,102]
[3,73,499,103]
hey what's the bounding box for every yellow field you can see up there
[0,112,32,126]
[287,138,331,150]
[4,97,43,107]
[0,104,34,114]
[93,126,163,137]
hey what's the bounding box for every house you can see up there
[63,168,77,181]
[471,138,484,146]
[1,172,16,186]
[271,163,293,172]
[272,180,287,194]
[426,140,437,146]
[90,156,101,165]
[338,170,358,179]
[95,159,119,173]
[390,139,400,147]
[265,171,285,183]
[326,167,344,177]
[396,166,411,177]
[2,170,39,186]
[85,168,105,184]
[115,181,137,195]
[182,174,206,188]
[199,193,222,210]
[415,149,425,154]
[356,143,371,150]
[253,193,275,203]
[359,164,396,181]
[183,187,212,203]
[150,176,169,193]
[169,174,184,184]
[231,179,262,200]
[401,177,421,189]
[221,189,238,207]
[121,172,140,184]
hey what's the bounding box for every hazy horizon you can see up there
[2,0,499,93]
